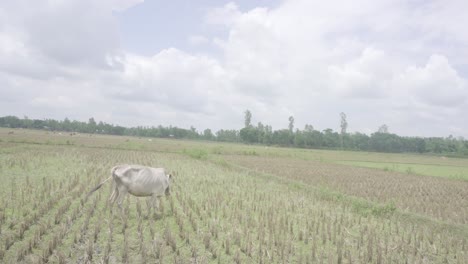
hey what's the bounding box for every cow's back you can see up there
[114,165,169,197]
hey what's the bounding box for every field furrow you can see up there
[0,133,467,263]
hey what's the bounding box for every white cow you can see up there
[88,165,173,216]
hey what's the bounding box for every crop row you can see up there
[224,155,468,225]
[0,144,466,263]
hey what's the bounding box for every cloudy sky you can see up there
[1,0,467,137]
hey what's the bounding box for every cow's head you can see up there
[167,171,176,182]
[165,173,173,196]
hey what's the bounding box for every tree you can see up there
[97,121,105,133]
[23,116,33,128]
[340,112,348,149]
[257,122,265,143]
[273,129,292,146]
[1,115,468,156]
[340,112,348,135]
[288,116,294,132]
[294,130,306,148]
[217,129,239,142]
[369,132,402,152]
[304,124,314,132]
[244,110,252,128]
[1,116,21,128]
[88,117,97,133]
[349,132,370,150]
[240,126,259,144]
[323,128,340,148]
[378,124,389,133]
[301,125,321,148]
[187,126,199,139]
[203,129,214,140]
[63,118,71,131]
[263,125,273,145]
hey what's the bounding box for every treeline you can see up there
[0,115,234,141]
[239,125,467,155]
[1,115,467,156]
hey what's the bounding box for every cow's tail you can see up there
[87,175,113,197]
[87,166,120,198]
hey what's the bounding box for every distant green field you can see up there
[336,160,468,180]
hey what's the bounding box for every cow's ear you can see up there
[168,173,173,179]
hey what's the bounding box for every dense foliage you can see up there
[1,115,467,155]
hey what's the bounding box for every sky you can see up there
[1,0,467,138]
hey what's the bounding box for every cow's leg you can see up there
[155,197,161,212]
[116,186,127,207]
[145,198,153,219]
[108,179,121,214]
[116,187,128,221]
[109,181,117,202]
[108,187,119,213]
[150,194,161,218]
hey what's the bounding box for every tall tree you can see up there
[340,112,348,135]
[340,112,348,149]
[378,124,389,133]
[88,117,97,133]
[244,110,252,128]
[288,116,295,132]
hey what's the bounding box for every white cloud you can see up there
[110,0,144,12]
[204,2,242,27]
[115,48,232,114]
[0,0,468,137]
[188,35,209,46]
[0,0,128,76]
[205,0,468,135]
[327,48,395,98]
[397,55,467,107]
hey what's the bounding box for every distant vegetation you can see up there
[1,113,467,156]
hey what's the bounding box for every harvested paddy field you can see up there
[0,129,467,263]
[223,155,468,225]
